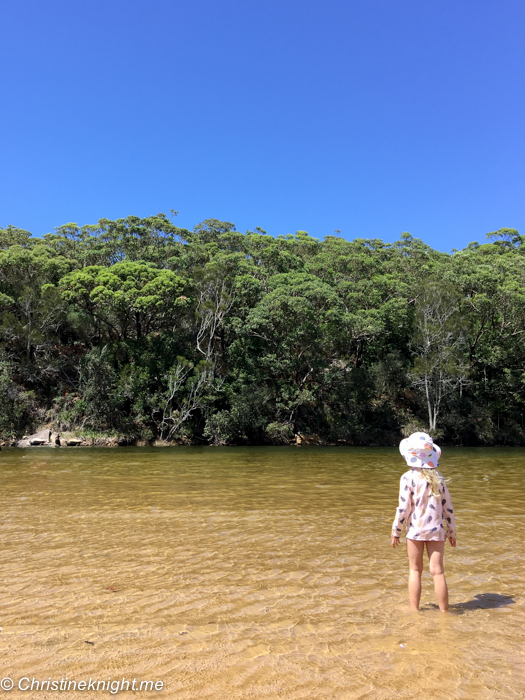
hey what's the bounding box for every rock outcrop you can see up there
[28,429,52,445]
[14,431,129,447]
[16,429,65,448]
[16,429,54,448]
[294,432,328,446]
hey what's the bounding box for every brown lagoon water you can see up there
[0,446,523,699]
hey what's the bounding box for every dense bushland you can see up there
[1,215,524,445]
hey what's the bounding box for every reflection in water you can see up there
[0,446,523,699]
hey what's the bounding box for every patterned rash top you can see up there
[392,469,456,541]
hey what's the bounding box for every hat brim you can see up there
[400,435,441,469]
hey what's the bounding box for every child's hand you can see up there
[448,536,457,548]
[391,535,401,548]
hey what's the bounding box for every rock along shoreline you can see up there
[1,429,351,448]
[2,429,194,448]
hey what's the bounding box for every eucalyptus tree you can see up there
[1,212,525,445]
[410,280,469,433]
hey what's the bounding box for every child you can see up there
[391,432,456,612]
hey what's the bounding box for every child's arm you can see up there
[392,474,412,546]
[442,483,457,546]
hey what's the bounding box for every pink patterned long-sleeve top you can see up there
[392,469,456,541]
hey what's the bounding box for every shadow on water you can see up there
[427,593,515,613]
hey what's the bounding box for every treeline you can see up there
[0,214,524,445]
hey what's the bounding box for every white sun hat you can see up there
[399,431,441,469]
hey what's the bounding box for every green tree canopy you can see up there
[0,212,524,446]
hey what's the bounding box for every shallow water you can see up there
[0,446,523,699]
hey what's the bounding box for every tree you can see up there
[410,281,469,432]
[43,214,189,268]
[153,359,217,441]
[58,262,188,341]
[2,211,525,445]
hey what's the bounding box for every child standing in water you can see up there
[391,432,456,612]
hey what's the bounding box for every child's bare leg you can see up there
[406,539,424,610]
[426,541,448,612]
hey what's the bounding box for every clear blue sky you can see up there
[1,0,524,250]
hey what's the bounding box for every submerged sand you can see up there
[0,447,523,698]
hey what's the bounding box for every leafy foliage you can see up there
[1,214,525,444]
